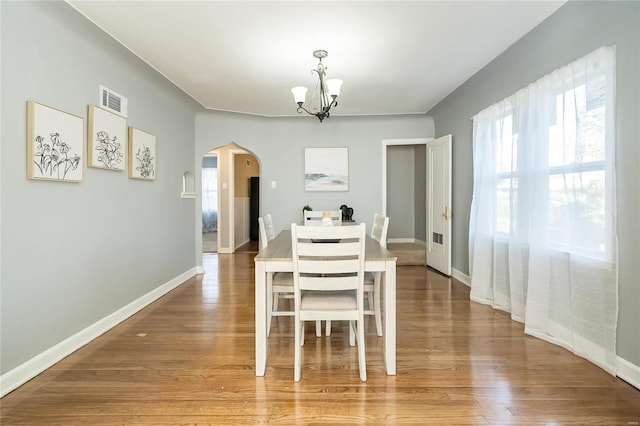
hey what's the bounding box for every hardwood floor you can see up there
[2,252,639,425]
[202,231,217,253]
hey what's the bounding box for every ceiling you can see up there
[67,1,565,118]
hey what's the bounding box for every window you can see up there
[483,49,614,261]
[470,46,618,375]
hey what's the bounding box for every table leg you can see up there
[383,260,397,375]
[255,261,267,376]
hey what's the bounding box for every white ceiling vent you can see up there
[99,85,128,117]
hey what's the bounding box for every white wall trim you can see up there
[388,237,417,244]
[452,268,471,287]
[381,138,431,217]
[617,356,640,390]
[0,267,198,397]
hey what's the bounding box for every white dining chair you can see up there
[258,215,293,336]
[303,210,344,335]
[365,213,389,336]
[303,210,342,226]
[324,213,388,337]
[291,223,367,381]
[302,210,346,336]
[258,214,276,246]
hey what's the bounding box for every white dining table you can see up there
[254,228,397,376]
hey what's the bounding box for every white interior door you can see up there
[426,134,452,275]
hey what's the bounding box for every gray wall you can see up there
[385,144,427,241]
[428,1,640,365]
[387,145,416,240]
[1,1,201,373]
[194,112,434,252]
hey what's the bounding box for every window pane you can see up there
[202,168,218,213]
[549,80,606,168]
[496,178,517,234]
[497,115,517,173]
[549,170,605,253]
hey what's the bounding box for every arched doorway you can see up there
[200,142,261,254]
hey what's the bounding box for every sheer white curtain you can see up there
[469,46,617,374]
[202,167,218,233]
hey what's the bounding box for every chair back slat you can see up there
[296,241,361,257]
[295,223,358,239]
[299,275,359,291]
[297,258,360,275]
[303,210,342,226]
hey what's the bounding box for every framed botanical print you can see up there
[88,105,126,171]
[27,100,84,182]
[128,127,156,180]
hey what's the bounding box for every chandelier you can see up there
[291,50,343,122]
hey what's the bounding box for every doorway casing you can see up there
[382,137,453,275]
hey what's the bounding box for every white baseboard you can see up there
[452,268,471,287]
[235,238,250,250]
[617,356,640,390]
[0,267,198,397]
[388,237,418,244]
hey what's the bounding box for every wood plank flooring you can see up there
[2,251,639,425]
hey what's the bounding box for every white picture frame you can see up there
[304,147,349,192]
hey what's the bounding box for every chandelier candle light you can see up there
[291,50,343,122]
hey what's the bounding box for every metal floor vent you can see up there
[100,85,128,117]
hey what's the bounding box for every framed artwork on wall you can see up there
[304,147,349,191]
[128,126,156,180]
[87,105,126,171]
[26,100,84,182]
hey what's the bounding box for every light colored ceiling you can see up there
[67,1,565,118]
